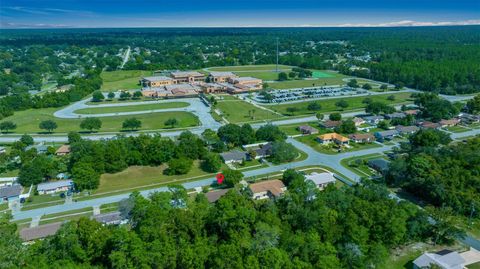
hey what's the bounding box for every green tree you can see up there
[165,157,193,175]
[316,112,324,121]
[271,141,298,164]
[72,161,100,190]
[39,120,58,133]
[222,169,244,187]
[335,120,357,134]
[91,90,105,102]
[329,112,342,121]
[119,91,132,100]
[380,84,388,90]
[20,134,34,146]
[307,102,322,111]
[164,118,178,129]
[256,124,287,142]
[288,72,297,79]
[466,94,480,114]
[347,79,358,88]
[286,107,299,115]
[132,91,143,99]
[409,129,452,148]
[377,120,390,130]
[0,121,16,133]
[362,83,372,90]
[201,153,222,173]
[122,118,142,131]
[278,72,288,81]
[387,95,396,101]
[80,117,102,132]
[107,91,115,99]
[335,100,349,110]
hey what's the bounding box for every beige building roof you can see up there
[209,71,237,77]
[170,71,204,78]
[55,144,71,154]
[249,179,286,197]
[318,133,349,142]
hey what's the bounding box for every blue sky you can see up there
[1,0,480,28]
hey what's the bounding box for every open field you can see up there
[278,121,320,136]
[235,71,280,81]
[101,70,152,91]
[215,100,283,123]
[268,92,413,116]
[208,64,291,72]
[268,71,348,89]
[74,102,189,114]
[340,153,384,177]
[0,107,199,133]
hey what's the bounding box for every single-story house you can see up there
[220,150,248,164]
[205,189,230,203]
[418,121,441,129]
[25,144,48,154]
[316,133,349,145]
[384,112,406,120]
[0,184,22,203]
[249,179,287,200]
[404,109,420,116]
[91,211,126,225]
[298,125,319,135]
[37,180,73,195]
[413,249,466,269]
[305,172,336,190]
[55,145,71,156]
[458,113,480,124]
[0,146,5,154]
[349,133,375,143]
[253,143,273,159]
[0,177,17,187]
[20,222,62,243]
[362,115,385,125]
[374,130,399,140]
[439,118,461,128]
[395,125,420,135]
[320,120,342,129]
[368,159,390,174]
[352,117,365,127]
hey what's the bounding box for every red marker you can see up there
[216,173,225,184]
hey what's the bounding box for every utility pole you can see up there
[469,202,476,228]
[276,37,279,73]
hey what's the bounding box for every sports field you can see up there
[215,100,283,123]
[234,71,280,81]
[0,107,199,133]
[268,71,349,89]
[312,70,335,78]
[208,64,291,72]
[101,70,152,91]
[268,92,413,116]
[74,102,189,114]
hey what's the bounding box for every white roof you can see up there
[414,251,465,269]
[209,71,236,77]
[305,172,336,185]
[171,71,204,77]
[37,180,73,191]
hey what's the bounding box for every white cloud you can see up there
[334,19,480,27]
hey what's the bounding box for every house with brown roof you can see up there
[55,145,71,156]
[404,109,420,116]
[249,179,286,200]
[316,133,349,145]
[352,117,365,127]
[349,133,375,143]
[20,222,62,242]
[298,125,318,135]
[439,118,460,128]
[419,121,441,129]
[205,189,230,203]
[208,72,238,83]
[320,120,342,129]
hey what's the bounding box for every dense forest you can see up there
[1,171,464,269]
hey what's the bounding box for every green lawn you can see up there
[295,134,382,155]
[311,70,335,78]
[0,107,199,133]
[95,161,227,195]
[268,92,413,116]
[468,262,480,269]
[340,153,384,177]
[268,71,348,89]
[278,122,322,136]
[444,125,470,133]
[101,70,152,91]
[208,64,291,72]
[215,100,283,123]
[74,102,189,114]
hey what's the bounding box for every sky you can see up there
[1,0,480,28]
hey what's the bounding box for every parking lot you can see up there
[252,86,368,103]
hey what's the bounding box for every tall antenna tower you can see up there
[276,37,279,72]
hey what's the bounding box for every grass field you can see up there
[268,71,348,89]
[208,64,291,72]
[234,71,281,81]
[74,102,189,114]
[215,100,283,123]
[0,107,199,133]
[101,70,152,91]
[278,122,320,136]
[296,134,383,155]
[312,70,335,78]
[268,92,413,116]
[95,161,226,194]
[340,153,384,177]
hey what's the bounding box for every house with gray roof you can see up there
[0,184,22,203]
[413,249,466,269]
[25,144,48,154]
[384,112,406,120]
[220,150,247,164]
[368,159,390,174]
[395,125,420,135]
[20,222,63,242]
[305,172,336,190]
[37,180,73,195]
[91,211,126,225]
[374,130,399,140]
[362,115,385,125]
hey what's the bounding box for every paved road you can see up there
[119,46,131,69]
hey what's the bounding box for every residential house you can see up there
[0,177,16,187]
[413,249,466,269]
[305,172,336,190]
[316,133,350,145]
[205,189,230,203]
[368,159,390,174]
[249,179,287,200]
[419,121,441,129]
[374,130,399,140]
[352,117,365,127]
[25,144,48,154]
[55,145,71,156]
[208,71,238,83]
[384,112,406,120]
[395,125,419,135]
[254,143,273,159]
[37,180,73,195]
[0,184,22,203]
[362,115,385,125]
[349,133,375,143]
[404,109,420,116]
[91,211,126,225]
[298,125,318,135]
[0,146,5,154]
[220,150,247,164]
[458,113,480,124]
[439,118,460,128]
[20,222,62,243]
[320,120,342,129]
